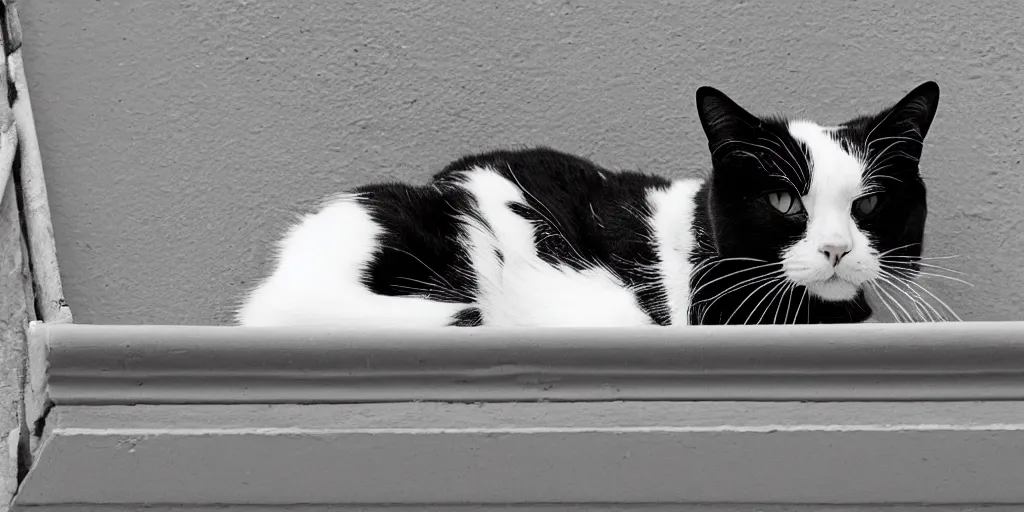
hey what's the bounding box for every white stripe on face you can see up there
[782,121,880,301]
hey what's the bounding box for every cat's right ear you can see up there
[695,86,759,154]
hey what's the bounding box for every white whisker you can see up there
[690,262,784,301]
[877,243,924,257]
[696,272,786,325]
[874,275,936,322]
[873,277,917,322]
[869,282,903,323]
[881,259,969,277]
[724,276,785,325]
[883,269,963,322]
[884,265,975,287]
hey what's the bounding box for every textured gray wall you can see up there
[19,0,1024,325]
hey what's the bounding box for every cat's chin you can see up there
[806,277,860,302]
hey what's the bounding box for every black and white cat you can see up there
[236,82,941,327]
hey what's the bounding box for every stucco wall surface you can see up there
[18,0,1024,324]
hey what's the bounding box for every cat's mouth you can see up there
[808,274,860,302]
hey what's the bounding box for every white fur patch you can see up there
[783,121,881,302]
[457,167,652,327]
[235,195,464,327]
[647,179,703,325]
[238,168,655,328]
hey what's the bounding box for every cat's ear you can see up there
[695,86,760,154]
[871,81,940,142]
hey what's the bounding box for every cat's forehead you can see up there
[786,120,865,202]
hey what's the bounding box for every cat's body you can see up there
[237,83,941,327]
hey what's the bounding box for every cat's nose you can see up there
[819,243,851,267]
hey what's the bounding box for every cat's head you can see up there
[695,82,938,304]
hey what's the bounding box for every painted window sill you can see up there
[14,321,1024,510]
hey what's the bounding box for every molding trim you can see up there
[19,323,1024,508]
[32,321,1024,404]
[15,402,1024,507]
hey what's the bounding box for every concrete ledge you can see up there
[13,508,1024,512]
[17,322,1024,508]
[14,402,1024,507]
[32,321,1024,404]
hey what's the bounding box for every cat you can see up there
[236,82,940,327]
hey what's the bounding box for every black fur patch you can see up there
[356,183,478,305]
[449,307,483,327]
[7,78,16,107]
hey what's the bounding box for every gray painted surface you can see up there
[35,321,1024,404]
[17,508,1024,512]
[19,0,1024,325]
[16,402,1024,506]
[16,507,1024,512]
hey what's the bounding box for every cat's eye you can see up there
[854,194,880,216]
[766,191,804,215]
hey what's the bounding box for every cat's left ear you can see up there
[695,86,760,156]
[872,81,941,142]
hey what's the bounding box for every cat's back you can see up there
[435,147,670,210]
[236,147,684,327]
